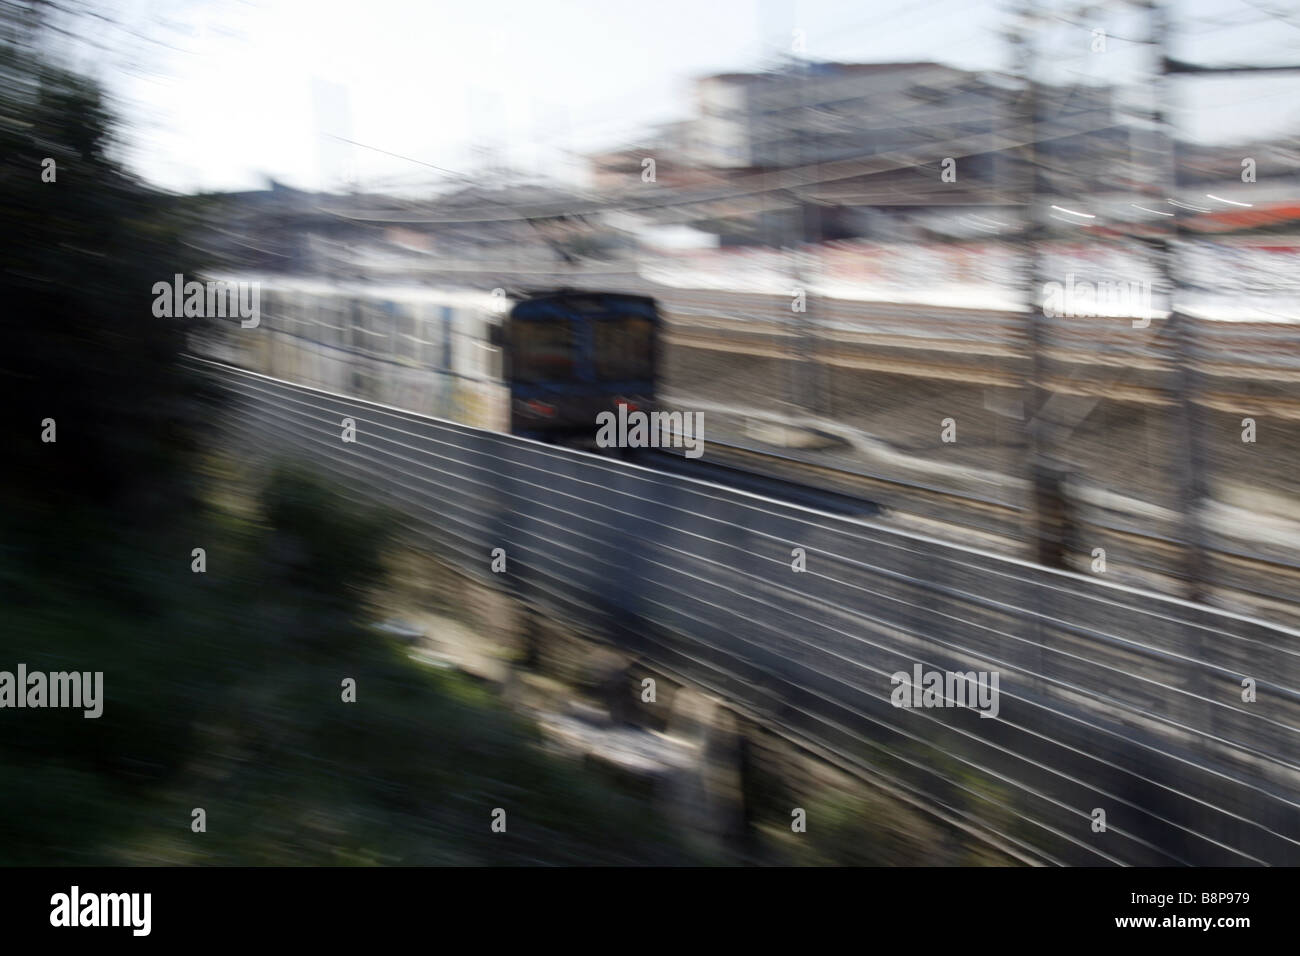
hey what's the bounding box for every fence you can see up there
[202,357,1300,866]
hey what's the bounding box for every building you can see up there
[591,60,1126,244]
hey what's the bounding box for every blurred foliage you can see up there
[0,456,706,864]
[260,464,394,608]
[0,8,215,562]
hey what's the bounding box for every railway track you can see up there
[663,433,1300,628]
[661,298,1300,416]
[648,287,1300,622]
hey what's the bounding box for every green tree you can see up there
[0,9,216,589]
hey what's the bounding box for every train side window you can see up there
[337,302,350,348]
[442,307,454,370]
[423,306,453,370]
[355,301,372,353]
[481,313,505,381]
[349,300,366,352]
[478,341,502,381]
[393,304,416,360]
[370,301,392,356]
[320,301,343,348]
[419,307,441,368]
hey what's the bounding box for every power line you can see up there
[323,133,474,181]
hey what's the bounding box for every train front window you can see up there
[509,320,574,383]
[594,316,653,381]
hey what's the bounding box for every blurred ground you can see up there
[376,540,1026,865]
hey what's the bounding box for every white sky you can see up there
[56,0,1300,193]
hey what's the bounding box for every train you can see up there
[189,274,661,445]
[187,272,885,518]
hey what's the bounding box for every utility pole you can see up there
[1011,0,1058,567]
[793,51,828,420]
[1148,0,1208,602]
[1148,1,1300,601]
[779,49,825,420]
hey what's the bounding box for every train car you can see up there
[189,275,660,445]
[503,288,658,442]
